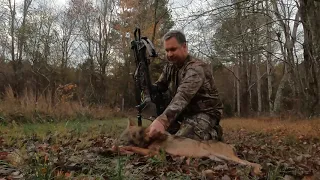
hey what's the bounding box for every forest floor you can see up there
[0,117,320,180]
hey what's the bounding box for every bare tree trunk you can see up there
[271,0,302,114]
[8,0,19,97]
[248,54,253,114]
[8,0,15,64]
[299,0,320,116]
[264,0,274,115]
[256,54,262,115]
[233,66,237,115]
[273,66,289,113]
[18,0,32,62]
[241,50,250,117]
[151,0,159,43]
[236,62,241,117]
[266,55,273,114]
[251,0,261,115]
[273,30,289,113]
[235,0,243,117]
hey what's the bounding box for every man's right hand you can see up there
[146,119,165,138]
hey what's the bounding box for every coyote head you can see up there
[116,118,168,148]
[117,119,151,148]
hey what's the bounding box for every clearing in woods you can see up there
[0,117,319,179]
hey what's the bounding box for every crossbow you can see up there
[131,28,166,126]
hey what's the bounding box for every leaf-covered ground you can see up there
[0,118,320,179]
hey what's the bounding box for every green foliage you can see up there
[25,151,57,180]
[0,112,6,126]
[147,149,167,167]
[165,171,192,179]
[283,135,298,146]
[0,118,129,143]
[266,164,283,180]
[115,156,126,180]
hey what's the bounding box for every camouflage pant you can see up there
[168,113,223,141]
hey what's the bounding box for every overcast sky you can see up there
[11,0,208,55]
[35,0,200,30]
[13,0,201,29]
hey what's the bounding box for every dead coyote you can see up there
[112,119,262,175]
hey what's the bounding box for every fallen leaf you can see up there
[0,152,8,160]
[213,164,229,171]
[296,155,304,162]
[302,175,316,180]
[222,175,231,180]
[284,175,295,180]
[202,169,216,180]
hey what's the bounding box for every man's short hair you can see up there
[162,30,187,45]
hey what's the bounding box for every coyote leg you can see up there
[229,156,262,175]
[209,154,262,175]
[233,157,262,175]
[119,146,159,156]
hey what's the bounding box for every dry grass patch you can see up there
[0,86,130,124]
[221,117,320,138]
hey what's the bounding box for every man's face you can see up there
[164,37,188,65]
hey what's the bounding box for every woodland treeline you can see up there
[0,0,319,118]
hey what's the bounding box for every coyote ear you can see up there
[127,118,136,128]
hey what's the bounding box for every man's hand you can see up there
[147,119,165,138]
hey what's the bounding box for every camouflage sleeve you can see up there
[158,64,205,128]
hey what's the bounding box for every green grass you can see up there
[0,117,151,144]
[0,117,153,179]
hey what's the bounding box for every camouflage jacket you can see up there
[154,55,223,128]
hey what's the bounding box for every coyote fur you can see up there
[113,119,262,175]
